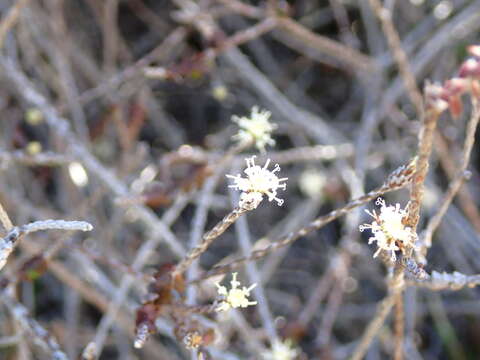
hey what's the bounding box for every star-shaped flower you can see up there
[226,156,287,209]
[215,273,257,312]
[359,198,417,261]
[232,106,277,152]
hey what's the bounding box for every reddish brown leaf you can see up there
[448,95,463,119]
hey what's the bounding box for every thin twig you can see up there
[315,253,348,348]
[0,149,72,167]
[435,135,480,233]
[2,292,68,360]
[298,268,335,327]
[409,270,480,291]
[367,0,423,116]
[214,0,263,19]
[328,0,358,47]
[423,97,480,246]
[102,0,119,74]
[46,0,89,140]
[349,272,404,360]
[0,219,92,271]
[0,201,13,232]
[394,292,405,360]
[406,108,440,232]
[422,171,470,247]
[213,17,278,55]
[173,205,251,278]
[0,0,30,49]
[257,143,354,164]
[276,17,376,73]
[230,188,278,342]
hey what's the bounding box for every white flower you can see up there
[359,198,417,261]
[215,272,257,312]
[261,339,299,360]
[298,169,326,199]
[232,106,277,152]
[226,156,288,209]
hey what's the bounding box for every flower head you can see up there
[359,198,417,261]
[232,106,277,152]
[226,156,287,209]
[215,272,257,312]
[261,339,299,360]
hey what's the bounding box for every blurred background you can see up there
[1,0,480,359]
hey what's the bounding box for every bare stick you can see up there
[406,108,440,232]
[350,294,396,360]
[0,201,13,231]
[298,268,335,327]
[213,17,278,55]
[315,253,348,348]
[328,0,358,47]
[422,171,470,248]
[231,191,278,341]
[435,135,480,233]
[214,0,263,19]
[258,143,354,164]
[409,270,480,291]
[367,0,423,116]
[3,292,68,360]
[0,149,72,167]
[173,205,251,278]
[46,0,89,140]
[276,17,376,73]
[0,0,30,49]
[349,272,404,360]
[102,0,119,74]
[423,98,480,246]
[394,293,405,360]
[0,219,92,271]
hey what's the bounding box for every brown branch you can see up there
[0,0,30,50]
[214,0,263,19]
[276,17,377,73]
[0,201,13,232]
[213,16,278,55]
[406,107,440,232]
[367,0,423,116]
[173,206,250,278]
[394,293,405,360]
[349,271,404,360]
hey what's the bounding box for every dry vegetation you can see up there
[1,0,480,359]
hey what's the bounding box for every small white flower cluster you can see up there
[359,198,417,261]
[226,156,288,209]
[215,272,257,312]
[261,339,299,360]
[232,106,277,152]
